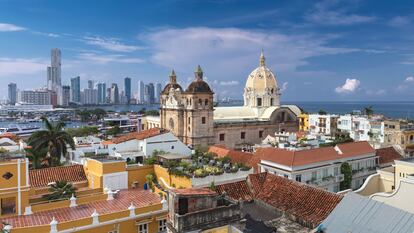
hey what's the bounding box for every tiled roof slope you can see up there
[29,164,87,188]
[215,173,342,228]
[376,147,402,165]
[0,189,161,228]
[209,145,254,166]
[256,141,375,167]
[215,180,252,201]
[171,188,216,196]
[108,127,164,144]
[335,141,375,156]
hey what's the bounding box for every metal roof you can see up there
[320,192,414,233]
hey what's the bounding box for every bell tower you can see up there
[182,65,215,148]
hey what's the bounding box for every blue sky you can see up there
[0,0,413,101]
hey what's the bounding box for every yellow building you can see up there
[0,156,168,233]
[299,113,309,132]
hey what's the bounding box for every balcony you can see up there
[306,174,344,186]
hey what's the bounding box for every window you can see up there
[323,168,328,178]
[295,174,302,182]
[257,98,262,106]
[241,132,246,139]
[334,167,339,176]
[283,174,288,178]
[270,98,274,106]
[311,171,317,180]
[188,117,190,124]
[198,99,202,106]
[188,127,190,132]
[259,130,263,138]
[138,223,148,233]
[1,197,15,215]
[158,219,167,232]
[171,146,174,149]
[205,99,208,106]
[219,133,225,141]
[202,117,206,124]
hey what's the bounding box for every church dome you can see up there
[185,65,213,93]
[245,52,278,93]
[162,70,183,94]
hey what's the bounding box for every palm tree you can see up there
[44,180,76,200]
[25,147,48,169]
[364,106,374,116]
[28,116,75,167]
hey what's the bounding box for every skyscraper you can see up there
[144,84,150,104]
[110,83,119,104]
[148,83,155,104]
[156,82,162,103]
[124,77,131,104]
[8,83,17,105]
[70,76,81,103]
[47,48,62,104]
[138,81,145,103]
[88,80,94,89]
[97,82,106,104]
[61,85,70,106]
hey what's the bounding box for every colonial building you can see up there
[160,52,300,149]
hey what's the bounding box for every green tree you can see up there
[28,117,75,167]
[318,109,327,115]
[106,126,121,136]
[25,147,48,169]
[145,110,160,116]
[146,173,155,189]
[92,108,107,120]
[66,126,99,137]
[364,106,374,116]
[340,162,352,190]
[44,180,76,200]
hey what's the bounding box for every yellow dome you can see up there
[245,52,278,93]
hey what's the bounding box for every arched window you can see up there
[188,117,191,124]
[257,98,262,107]
[198,99,202,106]
[270,98,274,106]
[169,118,174,130]
[205,99,208,106]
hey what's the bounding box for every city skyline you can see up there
[0,1,414,101]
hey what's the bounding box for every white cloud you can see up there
[84,36,143,52]
[335,78,360,93]
[77,53,144,64]
[141,27,358,76]
[0,23,25,32]
[219,80,239,86]
[0,58,46,77]
[280,82,288,92]
[32,31,60,38]
[306,1,375,26]
[405,76,414,83]
[388,16,411,28]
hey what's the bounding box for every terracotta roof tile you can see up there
[215,180,252,201]
[109,128,164,144]
[171,188,216,196]
[209,145,254,166]
[376,147,402,165]
[256,141,375,167]
[29,165,87,188]
[0,189,161,228]
[336,141,375,156]
[215,173,342,228]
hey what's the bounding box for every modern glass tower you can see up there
[8,83,17,105]
[124,77,131,104]
[70,76,81,103]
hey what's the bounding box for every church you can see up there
[160,52,301,149]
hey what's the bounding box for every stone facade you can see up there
[160,53,300,149]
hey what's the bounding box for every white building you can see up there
[102,128,192,163]
[337,115,384,148]
[308,114,339,136]
[256,141,378,192]
[68,136,105,163]
[18,89,52,105]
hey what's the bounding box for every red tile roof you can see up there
[376,147,402,165]
[0,189,161,228]
[29,165,87,188]
[171,188,216,196]
[209,145,254,166]
[256,141,375,167]
[109,128,165,144]
[335,141,375,156]
[215,173,342,228]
